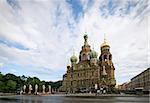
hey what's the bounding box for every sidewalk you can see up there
[64,93,149,97]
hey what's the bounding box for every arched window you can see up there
[103,55,107,61]
[82,54,86,60]
[87,54,90,60]
[109,55,112,60]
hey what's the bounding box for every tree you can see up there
[0,72,62,93]
[3,73,17,81]
[0,72,3,81]
[6,80,17,92]
[53,80,62,89]
[0,81,5,92]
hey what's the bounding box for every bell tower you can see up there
[99,34,116,87]
[99,34,112,65]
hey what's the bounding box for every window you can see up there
[92,71,94,76]
[71,81,72,86]
[103,55,107,61]
[82,54,86,60]
[109,55,112,60]
[84,72,86,77]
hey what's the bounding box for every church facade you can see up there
[61,33,116,93]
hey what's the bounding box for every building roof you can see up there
[131,68,150,80]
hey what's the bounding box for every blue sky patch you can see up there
[1,63,25,76]
[7,0,21,10]
[86,0,94,10]
[66,0,83,21]
[107,0,118,15]
[99,0,149,18]
[99,0,119,17]
[0,38,29,50]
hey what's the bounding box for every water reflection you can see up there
[0,95,149,103]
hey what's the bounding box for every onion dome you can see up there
[67,64,71,68]
[84,34,88,40]
[90,50,98,58]
[70,54,77,63]
[67,64,71,67]
[101,34,110,48]
[83,32,89,46]
[101,38,110,48]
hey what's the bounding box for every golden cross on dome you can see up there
[92,43,94,50]
[85,27,87,34]
[104,33,106,42]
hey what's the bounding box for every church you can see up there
[61,33,116,93]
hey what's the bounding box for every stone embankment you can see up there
[0,93,16,96]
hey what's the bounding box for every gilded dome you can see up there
[100,39,110,48]
[67,64,71,67]
[90,50,98,58]
[70,55,77,62]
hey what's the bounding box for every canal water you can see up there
[0,95,149,103]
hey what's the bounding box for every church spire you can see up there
[100,33,110,48]
[92,43,94,50]
[73,47,75,55]
[84,32,88,46]
[104,33,106,43]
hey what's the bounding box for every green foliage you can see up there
[0,72,3,80]
[0,72,62,93]
[53,81,62,89]
[6,80,17,92]
[0,81,5,92]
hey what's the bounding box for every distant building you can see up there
[131,68,150,91]
[61,33,116,93]
[118,82,130,91]
[119,68,150,92]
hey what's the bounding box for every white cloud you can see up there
[0,62,3,68]
[0,0,149,83]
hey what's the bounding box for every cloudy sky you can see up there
[0,0,149,84]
